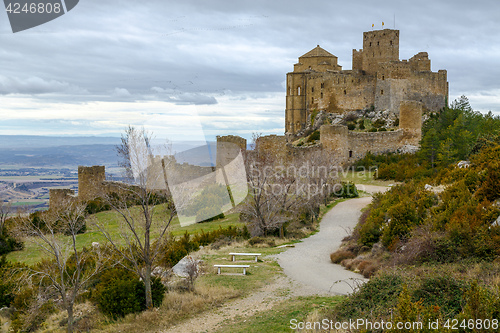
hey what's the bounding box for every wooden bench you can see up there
[229,252,262,262]
[214,264,250,275]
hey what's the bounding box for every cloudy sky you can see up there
[0,0,499,141]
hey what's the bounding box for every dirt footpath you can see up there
[162,186,387,332]
[277,196,373,295]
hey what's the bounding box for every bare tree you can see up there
[94,126,178,309]
[16,200,105,333]
[242,134,341,236]
[242,135,305,237]
[0,200,11,237]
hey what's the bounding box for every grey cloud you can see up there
[0,75,87,95]
[0,0,499,138]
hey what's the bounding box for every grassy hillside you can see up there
[328,97,500,329]
[6,208,243,265]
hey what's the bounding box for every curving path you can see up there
[277,185,388,295]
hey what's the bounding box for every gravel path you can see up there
[277,196,372,295]
[162,275,316,333]
[161,185,388,332]
[276,185,388,295]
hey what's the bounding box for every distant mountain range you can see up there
[0,135,218,167]
[0,135,122,149]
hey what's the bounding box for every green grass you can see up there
[200,246,286,293]
[6,207,244,266]
[10,200,46,206]
[216,295,343,333]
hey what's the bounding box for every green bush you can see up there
[337,182,358,198]
[91,268,166,319]
[347,123,356,131]
[412,276,466,317]
[334,273,404,319]
[157,226,250,267]
[307,130,320,142]
[0,256,14,307]
[358,118,365,130]
[85,197,111,214]
[0,233,23,255]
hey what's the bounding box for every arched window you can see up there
[344,90,347,95]
[297,86,301,95]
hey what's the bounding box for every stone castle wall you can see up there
[319,100,424,164]
[216,135,247,169]
[49,189,76,210]
[78,166,105,202]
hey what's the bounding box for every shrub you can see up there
[0,256,14,307]
[91,268,166,319]
[307,130,320,142]
[85,197,111,214]
[330,250,355,264]
[358,118,365,130]
[248,236,265,246]
[412,276,466,317]
[372,118,386,128]
[337,182,358,198]
[334,273,404,319]
[347,123,356,130]
[0,233,23,255]
[158,226,250,267]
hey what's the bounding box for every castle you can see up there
[285,29,448,135]
[50,29,449,209]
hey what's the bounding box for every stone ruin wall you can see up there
[319,100,424,164]
[48,188,76,210]
[78,166,105,202]
[216,135,247,169]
